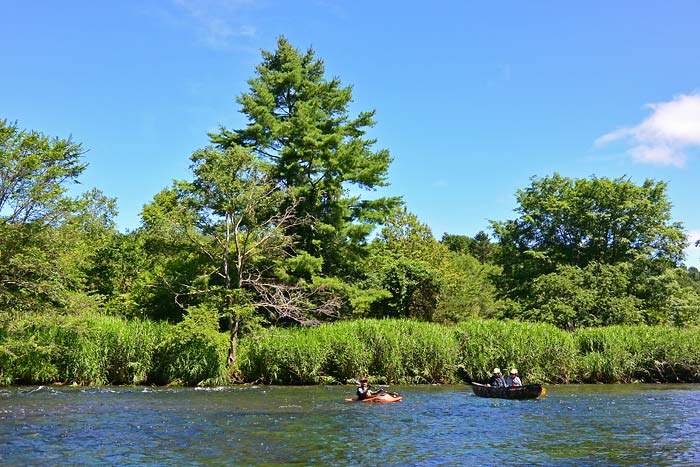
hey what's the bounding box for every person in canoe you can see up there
[356,377,383,400]
[506,368,522,387]
[487,368,507,388]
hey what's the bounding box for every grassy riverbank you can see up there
[2,316,699,386]
[0,314,228,386]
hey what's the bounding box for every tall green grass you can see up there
[575,325,700,383]
[2,316,700,386]
[0,317,61,384]
[454,319,577,384]
[0,313,227,386]
[52,316,168,385]
[239,326,330,384]
[150,324,229,387]
[239,319,700,385]
[238,319,461,384]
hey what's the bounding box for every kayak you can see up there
[471,382,545,400]
[344,392,403,403]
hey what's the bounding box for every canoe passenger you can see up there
[506,368,522,387]
[356,377,379,400]
[487,368,506,388]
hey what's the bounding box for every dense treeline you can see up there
[2,37,700,387]
[2,317,699,386]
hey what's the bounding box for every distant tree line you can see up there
[2,37,700,381]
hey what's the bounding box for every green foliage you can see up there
[238,327,330,384]
[507,262,700,329]
[575,326,700,383]
[0,224,65,312]
[365,207,501,322]
[151,305,229,386]
[307,275,389,319]
[441,231,495,263]
[441,233,472,254]
[376,320,459,384]
[454,319,578,384]
[320,320,372,378]
[276,252,324,283]
[0,313,227,386]
[362,207,441,319]
[211,36,401,276]
[127,187,213,321]
[523,262,643,328]
[238,319,700,385]
[0,317,60,384]
[87,230,150,317]
[175,144,294,322]
[0,119,86,225]
[363,253,440,320]
[492,174,691,327]
[493,174,686,271]
[239,319,461,384]
[668,267,700,325]
[0,120,120,316]
[433,252,502,322]
[4,316,700,386]
[339,319,459,384]
[185,145,290,286]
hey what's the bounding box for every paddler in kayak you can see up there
[356,377,383,400]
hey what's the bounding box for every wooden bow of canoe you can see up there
[471,382,544,400]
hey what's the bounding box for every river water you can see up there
[1,384,699,466]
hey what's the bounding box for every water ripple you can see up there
[0,384,699,466]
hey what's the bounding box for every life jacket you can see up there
[356,386,370,399]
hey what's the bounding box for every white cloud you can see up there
[629,144,683,166]
[173,0,258,49]
[597,92,700,167]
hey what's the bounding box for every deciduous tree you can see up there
[491,174,690,326]
[138,146,340,372]
[0,119,107,313]
[367,207,500,322]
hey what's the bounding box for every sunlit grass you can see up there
[2,315,699,386]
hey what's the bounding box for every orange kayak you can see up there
[344,393,402,403]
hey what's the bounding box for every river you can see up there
[1,384,699,466]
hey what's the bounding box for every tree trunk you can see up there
[227,316,240,369]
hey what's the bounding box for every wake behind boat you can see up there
[471,382,545,400]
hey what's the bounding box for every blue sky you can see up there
[3,1,699,267]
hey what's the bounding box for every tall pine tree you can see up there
[211,37,400,278]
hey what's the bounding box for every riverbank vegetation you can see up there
[2,316,700,385]
[2,37,700,387]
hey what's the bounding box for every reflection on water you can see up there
[1,384,699,466]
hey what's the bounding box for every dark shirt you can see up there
[356,386,371,399]
[488,375,506,388]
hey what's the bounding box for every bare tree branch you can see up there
[246,279,341,325]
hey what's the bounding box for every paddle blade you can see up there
[541,387,547,395]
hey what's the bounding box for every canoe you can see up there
[344,392,403,403]
[471,382,544,400]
